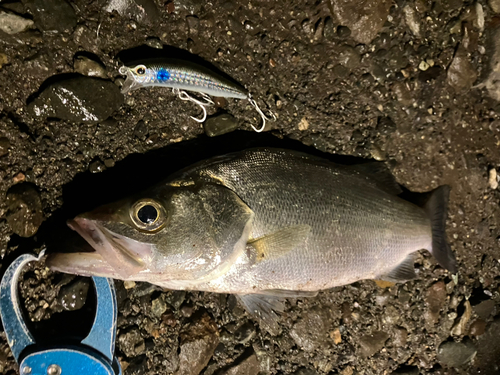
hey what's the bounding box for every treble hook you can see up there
[173,88,214,123]
[248,94,277,132]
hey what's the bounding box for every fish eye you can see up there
[131,199,166,231]
[134,65,146,75]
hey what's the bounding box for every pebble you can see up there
[204,113,238,137]
[469,319,486,336]
[451,300,472,336]
[27,0,77,32]
[118,328,146,357]
[292,368,319,375]
[0,11,34,34]
[174,0,203,14]
[391,365,419,375]
[403,6,420,36]
[330,0,392,44]
[89,159,106,173]
[330,328,342,344]
[220,353,259,375]
[57,277,90,311]
[490,0,500,13]
[289,309,330,352]
[419,60,430,71]
[0,53,9,69]
[28,76,123,123]
[105,0,160,25]
[175,312,219,375]
[437,339,477,368]
[0,137,10,157]
[393,327,408,347]
[337,45,361,68]
[6,183,44,237]
[298,117,309,131]
[473,299,495,319]
[358,331,390,357]
[145,36,163,49]
[151,297,167,318]
[424,281,447,325]
[124,280,136,289]
[104,158,115,168]
[475,318,500,372]
[447,44,477,91]
[489,168,498,189]
[74,56,107,78]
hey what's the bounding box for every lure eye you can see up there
[131,199,166,231]
[134,65,146,75]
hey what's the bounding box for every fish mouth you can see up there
[47,217,152,280]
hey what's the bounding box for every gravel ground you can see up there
[1,0,500,374]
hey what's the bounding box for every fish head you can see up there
[47,183,254,286]
[118,64,154,94]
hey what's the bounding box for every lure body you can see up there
[120,59,248,99]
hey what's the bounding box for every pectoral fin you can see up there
[236,294,285,336]
[377,254,416,282]
[248,225,311,263]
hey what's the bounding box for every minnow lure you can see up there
[118,59,276,132]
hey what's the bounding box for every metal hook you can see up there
[173,89,214,123]
[247,95,277,132]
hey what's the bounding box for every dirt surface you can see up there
[1,0,500,374]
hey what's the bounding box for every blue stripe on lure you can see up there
[118,59,275,132]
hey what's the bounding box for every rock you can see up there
[57,277,90,311]
[437,339,477,368]
[358,331,390,357]
[89,159,106,173]
[490,0,500,13]
[292,368,319,375]
[234,322,256,344]
[0,53,9,69]
[123,280,136,289]
[151,297,167,318]
[74,56,107,78]
[0,11,34,34]
[289,308,330,352]
[330,328,342,344]
[337,45,361,68]
[221,352,260,375]
[105,0,160,25]
[6,183,44,237]
[447,44,477,91]
[473,299,495,319]
[175,0,203,14]
[424,281,447,325]
[145,37,163,49]
[204,114,238,137]
[118,328,146,357]
[469,319,486,336]
[330,0,392,44]
[26,0,77,32]
[28,76,123,123]
[0,137,11,157]
[489,168,498,189]
[475,318,500,374]
[393,327,408,347]
[403,5,420,36]
[451,300,472,336]
[298,117,309,131]
[391,365,419,375]
[175,312,219,375]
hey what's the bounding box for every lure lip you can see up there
[119,67,143,94]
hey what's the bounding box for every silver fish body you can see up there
[119,59,248,99]
[48,148,456,331]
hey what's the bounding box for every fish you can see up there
[47,148,457,333]
[118,58,275,131]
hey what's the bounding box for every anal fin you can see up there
[236,294,285,336]
[377,254,416,283]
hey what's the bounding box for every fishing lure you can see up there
[118,59,276,132]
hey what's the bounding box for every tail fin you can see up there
[424,185,457,273]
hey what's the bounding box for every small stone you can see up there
[332,64,349,77]
[403,6,420,36]
[89,159,105,173]
[220,353,259,375]
[185,16,199,35]
[358,331,390,357]
[234,322,256,344]
[393,327,408,347]
[118,328,146,357]
[451,300,472,336]
[473,299,495,319]
[391,365,419,375]
[489,168,498,189]
[490,0,500,13]
[174,0,203,14]
[330,0,392,44]
[419,60,430,71]
[104,158,115,168]
[124,280,136,289]
[447,44,477,91]
[13,172,25,183]
[57,277,90,311]
[0,53,9,69]
[27,0,77,32]
[28,76,123,123]
[180,304,194,317]
[337,25,351,38]
[6,183,44,237]
[151,297,167,318]
[175,312,219,375]
[424,281,447,325]
[437,339,477,368]
[337,45,360,68]
[105,0,160,25]
[292,368,320,375]
[475,318,500,372]
[290,309,331,352]
[330,328,342,344]
[0,11,34,34]
[0,137,10,157]
[469,319,486,336]
[298,117,309,131]
[74,56,107,78]
[204,113,238,137]
[145,36,163,49]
